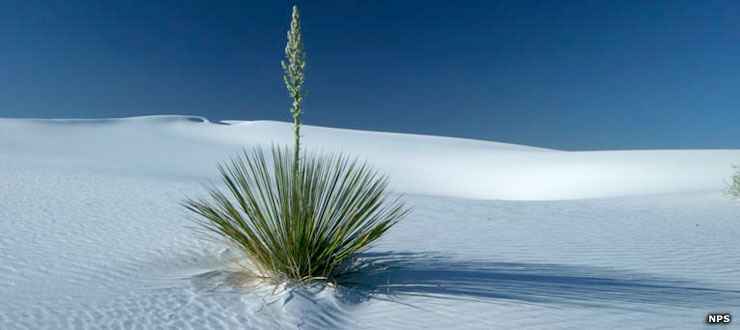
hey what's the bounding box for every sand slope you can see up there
[1,116,739,329]
[1,115,739,200]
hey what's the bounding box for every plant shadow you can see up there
[334,251,740,309]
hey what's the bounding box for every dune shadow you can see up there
[335,251,740,309]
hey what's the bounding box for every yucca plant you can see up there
[185,147,407,281]
[184,5,408,282]
[729,165,740,198]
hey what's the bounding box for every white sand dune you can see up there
[1,115,739,329]
[2,115,739,200]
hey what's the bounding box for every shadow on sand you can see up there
[187,251,740,328]
[189,251,740,310]
[332,251,740,309]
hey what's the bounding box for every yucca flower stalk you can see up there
[282,5,306,174]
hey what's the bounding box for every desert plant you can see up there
[184,5,408,282]
[729,165,740,198]
[184,147,408,281]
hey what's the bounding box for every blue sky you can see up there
[1,0,738,150]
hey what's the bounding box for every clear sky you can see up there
[1,1,738,150]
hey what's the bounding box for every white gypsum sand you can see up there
[1,115,738,329]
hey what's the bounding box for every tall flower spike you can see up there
[282,5,306,172]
